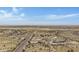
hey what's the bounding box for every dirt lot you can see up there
[0,26,79,52]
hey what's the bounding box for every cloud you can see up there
[20,13,25,17]
[29,14,79,21]
[0,7,78,21]
[0,10,6,14]
[63,14,79,17]
[0,7,79,25]
[47,14,79,20]
[0,10,13,18]
[12,7,18,13]
[0,7,25,20]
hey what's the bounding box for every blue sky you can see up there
[0,7,79,25]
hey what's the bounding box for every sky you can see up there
[0,7,79,25]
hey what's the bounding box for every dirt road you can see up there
[13,33,34,52]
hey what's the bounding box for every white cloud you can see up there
[0,7,79,25]
[0,7,25,20]
[4,13,12,17]
[12,7,18,13]
[47,14,79,20]
[0,10,13,18]
[60,14,79,18]
[20,13,25,17]
[0,10,6,14]
[0,10,15,19]
[31,14,79,21]
[0,8,79,21]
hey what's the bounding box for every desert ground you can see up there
[0,25,79,52]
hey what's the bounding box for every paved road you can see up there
[13,33,34,52]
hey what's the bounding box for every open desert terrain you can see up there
[0,25,79,52]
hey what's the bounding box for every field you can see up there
[0,25,79,52]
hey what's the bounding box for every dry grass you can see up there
[0,26,79,52]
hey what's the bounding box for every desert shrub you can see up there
[22,49,25,52]
[67,49,74,52]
